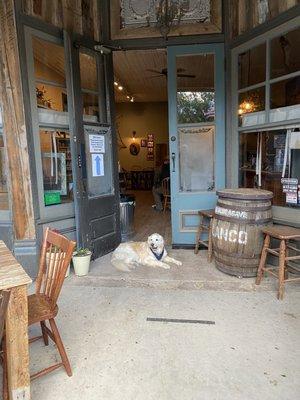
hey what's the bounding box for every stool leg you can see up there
[207,219,213,263]
[194,218,203,255]
[278,240,286,300]
[256,234,270,285]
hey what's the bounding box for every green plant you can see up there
[73,248,91,257]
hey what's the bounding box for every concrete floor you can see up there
[27,282,300,400]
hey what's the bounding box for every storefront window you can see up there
[239,130,300,208]
[40,130,73,205]
[238,87,266,127]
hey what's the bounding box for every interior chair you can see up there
[162,177,171,212]
[2,228,75,394]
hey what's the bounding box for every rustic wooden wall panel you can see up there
[0,0,36,240]
[21,0,101,41]
[229,0,299,38]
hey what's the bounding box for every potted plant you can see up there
[72,248,92,276]
[46,246,70,278]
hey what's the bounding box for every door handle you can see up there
[171,152,175,172]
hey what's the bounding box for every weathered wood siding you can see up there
[229,0,300,38]
[21,0,101,41]
[0,0,36,241]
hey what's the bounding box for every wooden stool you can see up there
[256,225,300,300]
[194,209,214,263]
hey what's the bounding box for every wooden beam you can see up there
[0,0,36,241]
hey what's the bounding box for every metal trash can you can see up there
[120,194,136,241]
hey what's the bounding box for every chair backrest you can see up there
[0,290,10,342]
[36,228,76,307]
[162,177,170,196]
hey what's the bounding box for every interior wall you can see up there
[116,102,168,171]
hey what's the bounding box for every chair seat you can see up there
[261,225,300,240]
[28,294,58,326]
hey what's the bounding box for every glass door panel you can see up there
[168,44,225,245]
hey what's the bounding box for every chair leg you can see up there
[163,196,167,213]
[207,219,213,263]
[256,234,270,285]
[49,318,72,377]
[194,223,202,255]
[278,240,286,300]
[41,321,49,346]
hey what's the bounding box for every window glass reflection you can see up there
[271,27,300,79]
[238,44,266,89]
[270,76,300,109]
[40,130,73,206]
[176,54,215,124]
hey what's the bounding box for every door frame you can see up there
[167,43,225,246]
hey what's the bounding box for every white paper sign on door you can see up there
[89,134,105,153]
[92,153,104,177]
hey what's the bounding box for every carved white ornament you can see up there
[120,0,211,28]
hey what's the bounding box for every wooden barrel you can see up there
[212,188,273,277]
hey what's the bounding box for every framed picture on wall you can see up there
[141,139,147,147]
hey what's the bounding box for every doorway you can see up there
[113,49,172,244]
[113,44,225,247]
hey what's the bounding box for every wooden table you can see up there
[0,241,32,400]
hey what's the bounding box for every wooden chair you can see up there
[0,290,10,400]
[194,209,215,263]
[2,228,75,395]
[256,225,300,300]
[162,177,171,212]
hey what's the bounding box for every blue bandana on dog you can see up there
[150,247,165,260]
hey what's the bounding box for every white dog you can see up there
[111,233,182,272]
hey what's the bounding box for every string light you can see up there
[114,76,134,102]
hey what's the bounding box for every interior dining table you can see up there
[0,240,32,400]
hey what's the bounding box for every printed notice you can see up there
[89,134,105,153]
[92,153,104,177]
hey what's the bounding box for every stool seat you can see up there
[261,225,300,240]
[256,224,300,300]
[198,209,215,218]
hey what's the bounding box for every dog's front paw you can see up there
[160,263,170,269]
[175,260,182,266]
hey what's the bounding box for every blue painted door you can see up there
[168,44,225,245]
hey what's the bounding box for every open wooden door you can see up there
[64,32,121,258]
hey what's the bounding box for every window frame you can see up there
[231,16,300,225]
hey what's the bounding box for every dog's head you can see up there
[147,233,165,254]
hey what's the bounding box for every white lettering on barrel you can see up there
[215,206,248,219]
[228,230,237,243]
[212,227,248,245]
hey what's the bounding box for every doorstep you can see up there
[64,249,300,293]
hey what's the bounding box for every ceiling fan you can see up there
[146,67,196,78]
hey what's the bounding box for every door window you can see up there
[79,52,100,122]
[176,53,215,192]
[31,34,74,209]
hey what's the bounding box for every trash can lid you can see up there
[120,193,136,203]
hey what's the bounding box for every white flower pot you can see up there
[72,253,91,276]
[46,251,70,278]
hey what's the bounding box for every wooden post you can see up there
[0,0,36,241]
